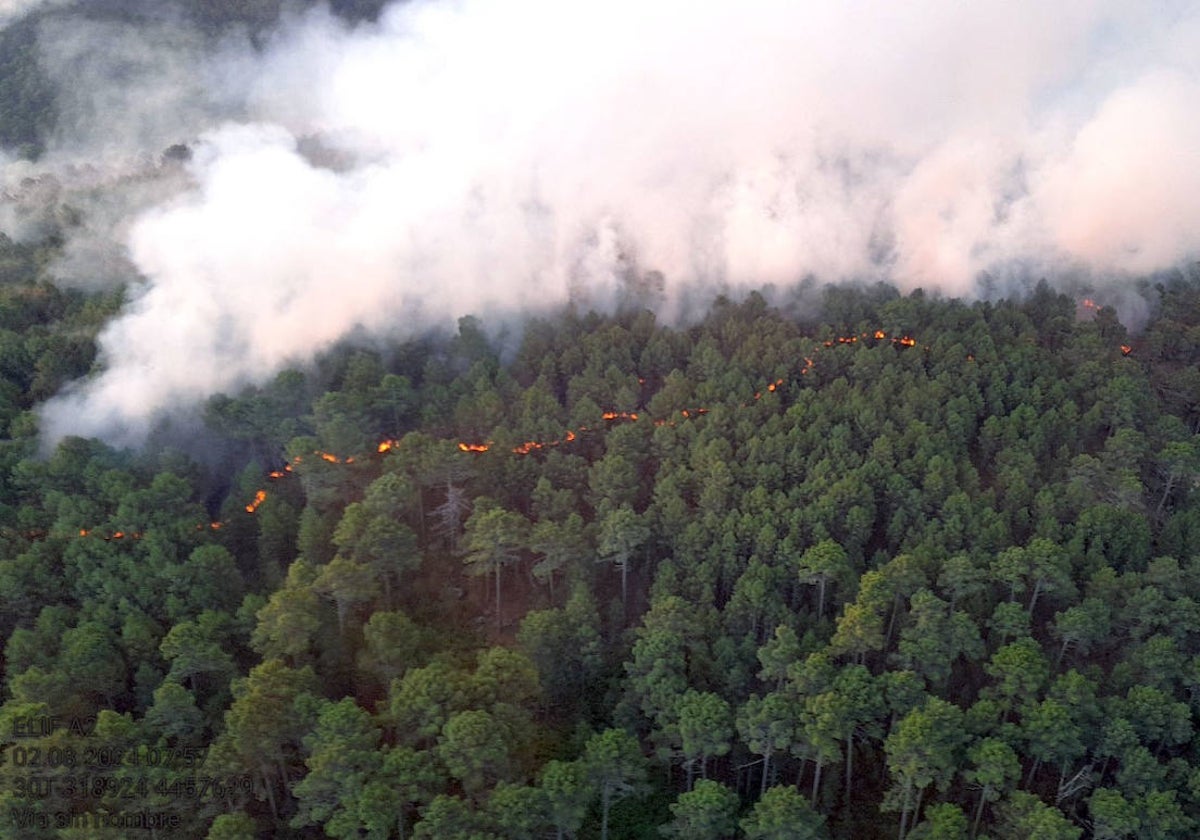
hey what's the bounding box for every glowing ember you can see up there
[79,529,88,537]
[245,489,267,514]
[751,383,779,400]
[1120,344,1132,356]
[874,330,886,339]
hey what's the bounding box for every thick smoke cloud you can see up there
[13,0,1200,445]
[0,0,65,28]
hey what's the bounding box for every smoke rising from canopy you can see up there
[13,0,1200,445]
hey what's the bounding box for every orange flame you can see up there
[1120,344,1132,356]
[71,324,935,539]
[245,490,267,514]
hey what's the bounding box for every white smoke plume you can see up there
[14,0,1200,445]
[0,0,65,28]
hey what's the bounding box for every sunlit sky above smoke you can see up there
[4,0,1198,446]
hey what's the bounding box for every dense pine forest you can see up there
[1,214,1199,838]
[4,2,1200,838]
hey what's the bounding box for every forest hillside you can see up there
[0,242,1198,837]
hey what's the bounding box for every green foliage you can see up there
[539,759,593,838]
[291,698,382,838]
[661,779,738,839]
[205,812,258,840]
[517,586,604,718]
[1,281,1199,838]
[676,690,732,786]
[907,803,969,840]
[885,697,966,838]
[994,791,1081,840]
[462,500,529,628]
[741,785,829,839]
[585,728,649,840]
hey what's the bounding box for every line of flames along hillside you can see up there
[27,324,1137,542]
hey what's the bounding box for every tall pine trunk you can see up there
[972,787,988,838]
[495,562,502,630]
[621,559,628,608]
[897,778,913,840]
[845,733,854,805]
[600,784,612,840]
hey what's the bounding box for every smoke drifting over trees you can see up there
[0,0,1197,445]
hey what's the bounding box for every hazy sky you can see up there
[4,0,1197,446]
